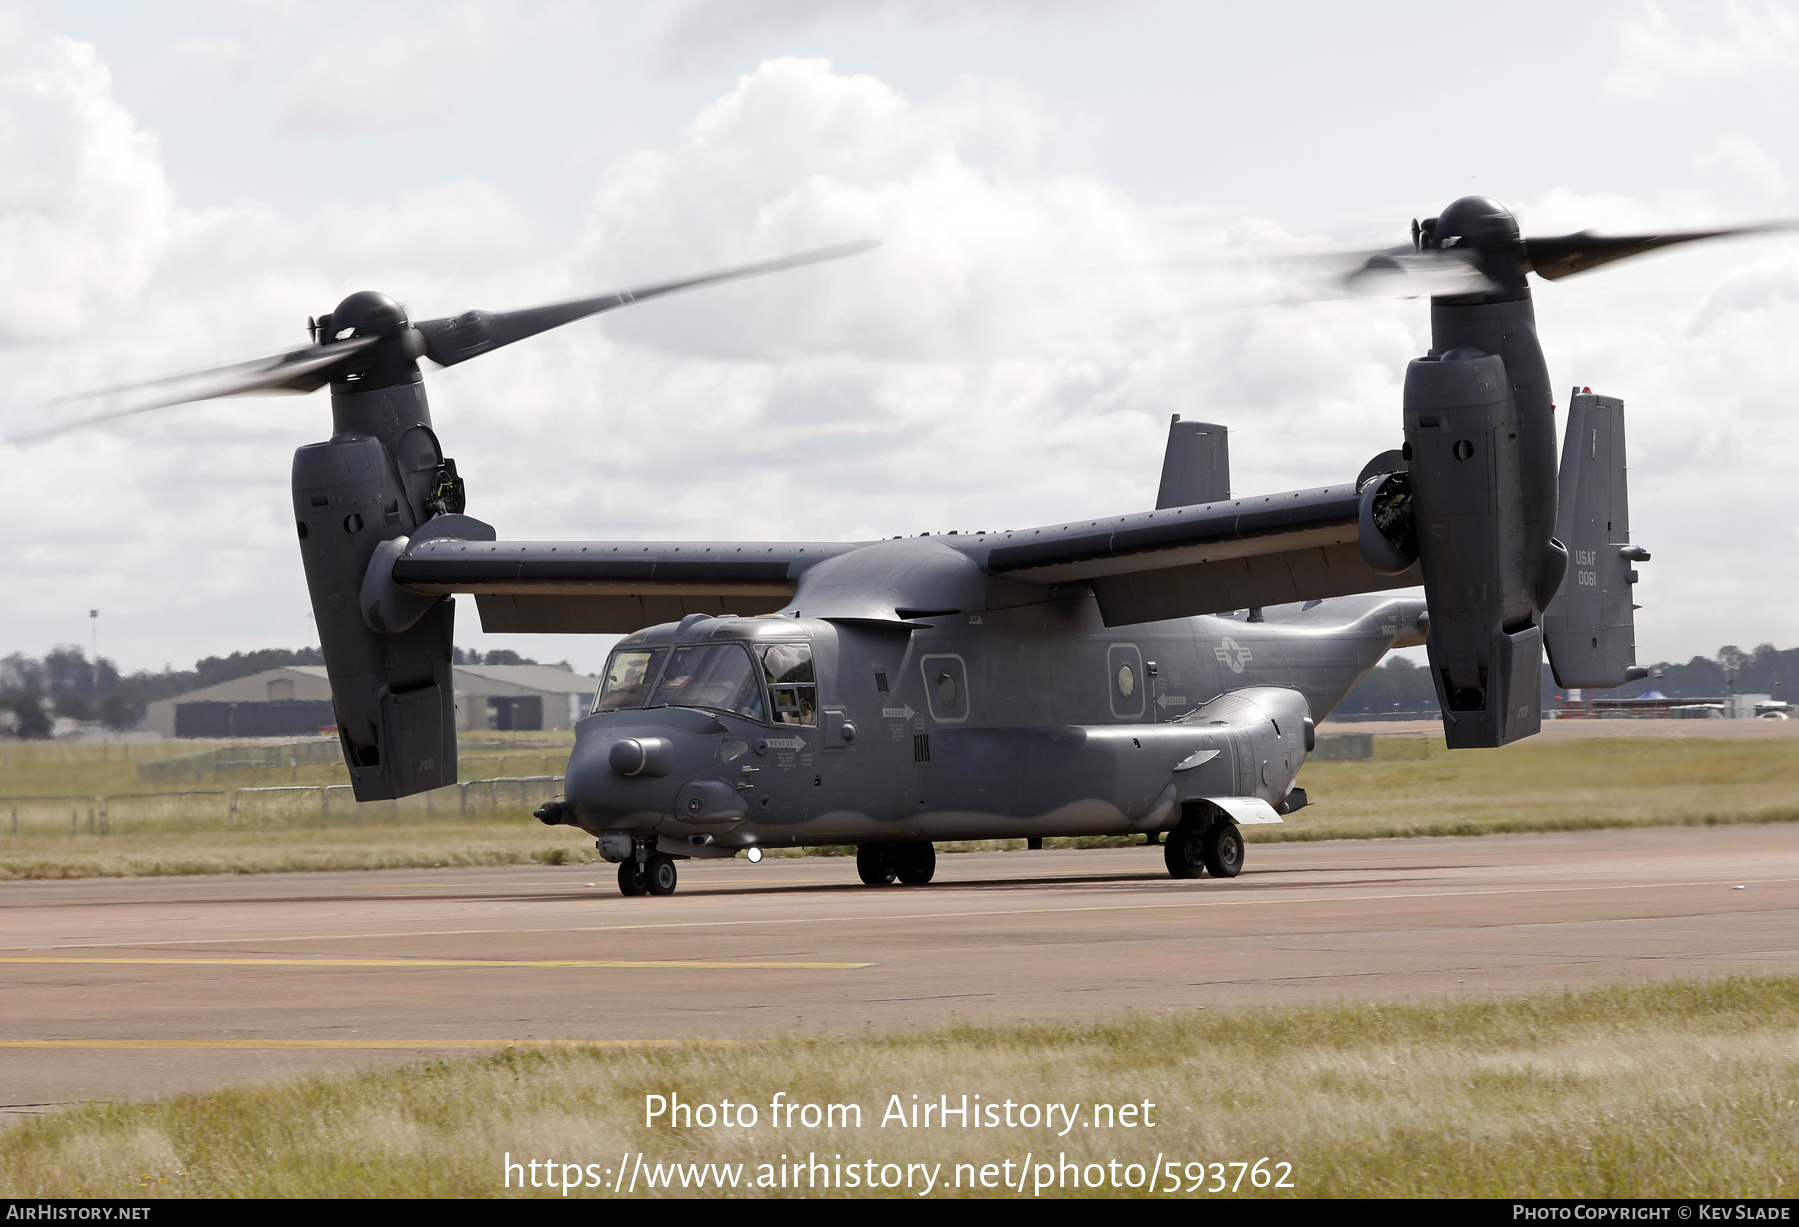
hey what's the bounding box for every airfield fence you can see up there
[0,739,206,769]
[1310,731,1433,762]
[1311,733,1374,762]
[137,740,345,783]
[135,742,568,786]
[1,775,564,836]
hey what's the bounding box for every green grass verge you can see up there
[1274,734,1799,841]
[4,977,1796,1198]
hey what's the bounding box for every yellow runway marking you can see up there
[0,956,869,970]
[0,1039,722,1050]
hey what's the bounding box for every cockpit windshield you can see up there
[593,647,666,713]
[649,643,766,722]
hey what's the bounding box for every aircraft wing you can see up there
[390,536,866,633]
[973,484,1421,627]
[386,482,1418,635]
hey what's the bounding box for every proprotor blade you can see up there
[1173,242,1501,304]
[1524,220,1799,281]
[12,237,878,444]
[415,239,880,368]
[8,335,381,445]
[1342,247,1500,298]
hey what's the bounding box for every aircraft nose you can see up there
[565,731,671,821]
[563,715,762,836]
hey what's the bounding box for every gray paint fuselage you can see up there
[563,588,1425,851]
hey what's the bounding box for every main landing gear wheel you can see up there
[893,842,936,885]
[1164,822,1207,879]
[646,853,679,896]
[1201,821,1245,878]
[618,858,649,896]
[856,844,896,885]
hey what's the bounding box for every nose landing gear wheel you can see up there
[618,859,649,896]
[894,841,936,885]
[856,844,896,885]
[1201,821,1245,878]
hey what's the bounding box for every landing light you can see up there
[746,847,764,864]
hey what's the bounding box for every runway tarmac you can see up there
[4,824,1797,1122]
[1321,717,1799,738]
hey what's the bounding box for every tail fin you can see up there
[1543,390,1650,688]
[1155,417,1229,509]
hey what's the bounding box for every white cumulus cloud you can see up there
[653,0,1112,65]
[3,38,1797,673]
[1607,1,1799,98]
[1695,133,1787,203]
[0,12,172,342]
[275,0,587,134]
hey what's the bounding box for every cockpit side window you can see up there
[593,648,666,713]
[650,644,766,723]
[758,643,817,727]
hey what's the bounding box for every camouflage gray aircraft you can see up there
[31,196,1788,894]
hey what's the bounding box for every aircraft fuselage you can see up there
[560,589,1426,857]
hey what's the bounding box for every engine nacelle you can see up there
[292,382,471,800]
[1404,347,1546,748]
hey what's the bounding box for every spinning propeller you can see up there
[1324,196,1798,299]
[12,239,878,443]
[17,196,1797,442]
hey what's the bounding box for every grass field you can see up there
[3,977,1794,1198]
[0,735,581,879]
[4,733,1799,879]
[1273,732,1799,840]
[0,735,569,797]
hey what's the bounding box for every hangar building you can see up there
[144,664,600,738]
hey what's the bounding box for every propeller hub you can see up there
[1419,196,1529,300]
[326,290,410,341]
[320,290,425,397]
[1429,196,1521,251]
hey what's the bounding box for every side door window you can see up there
[920,654,969,723]
[758,644,817,726]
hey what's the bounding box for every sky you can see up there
[3,0,1798,677]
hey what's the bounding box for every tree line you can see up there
[1330,642,1799,718]
[5,636,1787,736]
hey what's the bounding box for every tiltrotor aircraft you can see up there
[31,197,1789,895]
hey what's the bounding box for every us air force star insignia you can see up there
[1214,636,1253,674]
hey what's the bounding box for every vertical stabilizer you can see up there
[1543,390,1650,688]
[1156,417,1230,509]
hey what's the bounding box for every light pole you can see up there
[89,609,99,709]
